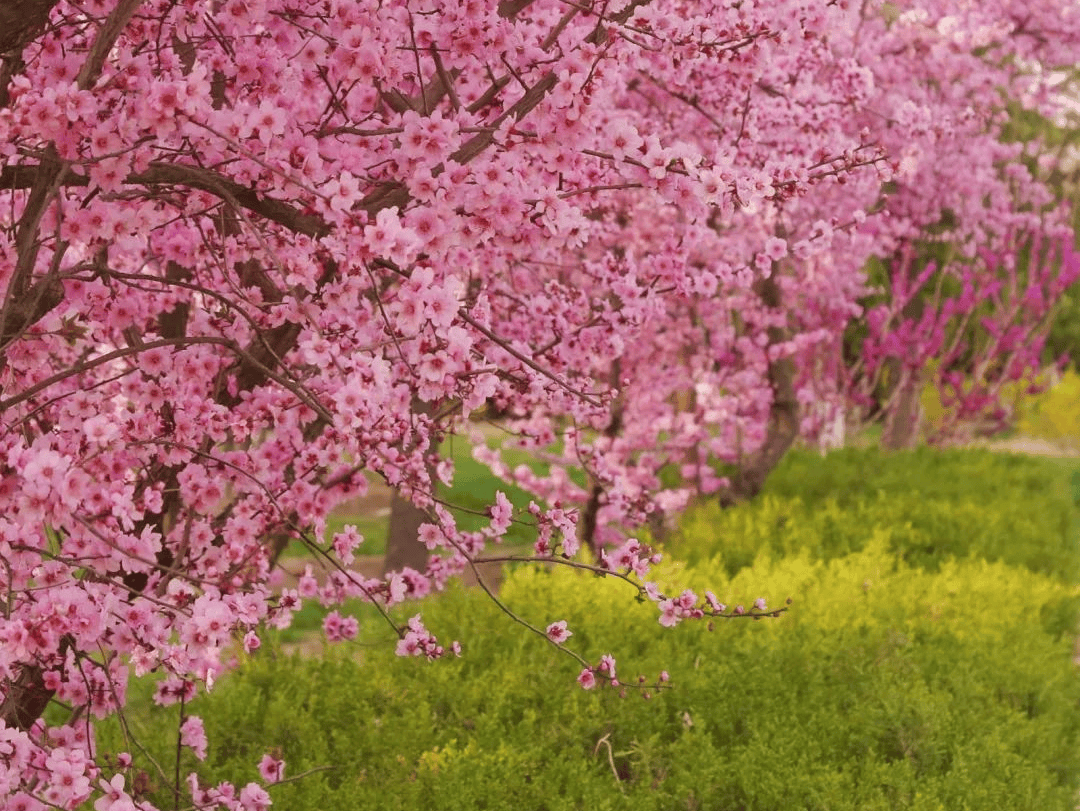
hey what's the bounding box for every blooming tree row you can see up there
[0,0,1077,808]
[471,0,1080,541]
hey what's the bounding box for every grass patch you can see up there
[280,428,547,560]
[672,447,1080,581]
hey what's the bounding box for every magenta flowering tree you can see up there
[850,234,1080,445]
[0,0,1077,808]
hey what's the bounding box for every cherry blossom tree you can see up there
[0,0,1077,808]
[472,0,1080,543]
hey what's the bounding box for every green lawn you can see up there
[282,427,549,559]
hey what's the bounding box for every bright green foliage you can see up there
[674,447,1080,580]
[283,436,540,560]
[100,533,1080,810]
[1015,369,1080,449]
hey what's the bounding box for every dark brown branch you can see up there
[0,664,55,731]
[134,163,332,237]
[0,275,63,352]
[451,72,557,164]
[76,0,142,90]
[218,321,302,406]
[497,0,536,18]
[458,307,603,406]
[0,337,231,414]
[2,66,562,240]
[0,335,333,422]
[0,147,68,372]
[0,0,59,54]
[357,71,559,212]
[0,635,72,731]
[580,371,624,557]
[586,0,651,45]
[0,161,332,238]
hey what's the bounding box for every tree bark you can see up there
[579,364,623,558]
[0,0,59,55]
[0,636,72,731]
[880,366,922,450]
[879,294,925,450]
[382,399,436,575]
[0,664,55,730]
[382,488,433,575]
[721,273,800,506]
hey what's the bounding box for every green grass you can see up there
[86,445,1080,809]
[671,447,1080,583]
[281,427,547,560]
[436,433,542,543]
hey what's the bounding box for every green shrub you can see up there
[675,447,1080,581]
[98,540,1080,811]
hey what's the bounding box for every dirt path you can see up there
[967,435,1080,457]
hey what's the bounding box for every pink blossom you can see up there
[44,747,92,807]
[545,620,572,645]
[180,716,209,761]
[418,523,443,550]
[332,525,363,564]
[394,615,442,659]
[704,591,726,613]
[598,654,617,680]
[764,236,788,261]
[577,668,597,690]
[258,755,285,784]
[488,490,513,535]
[323,611,359,642]
[239,782,273,811]
[94,774,136,811]
[1,0,1076,801]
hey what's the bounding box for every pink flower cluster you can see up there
[0,0,1077,808]
[394,615,456,661]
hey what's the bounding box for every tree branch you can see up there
[0,161,331,237]
[0,0,59,55]
[76,0,143,90]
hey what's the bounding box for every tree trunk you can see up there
[0,664,55,731]
[879,288,925,450]
[383,487,433,574]
[0,0,59,55]
[382,399,436,575]
[579,363,624,559]
[881,368,922,449]
[721,274,800,506]
[0,635,72,731]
